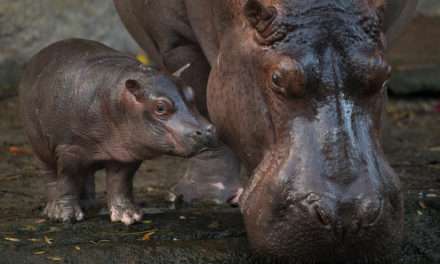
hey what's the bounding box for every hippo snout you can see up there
[188,123,219,149]
[166,106,219,156]
[296,193,383,237]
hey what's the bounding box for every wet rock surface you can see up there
[0,97,439,263]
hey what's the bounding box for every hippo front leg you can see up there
[105,161,142,225]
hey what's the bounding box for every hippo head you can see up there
[121,68,217,158]
[208,0,409,262]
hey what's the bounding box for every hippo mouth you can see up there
[165,129,216,157]
[241,182,403,263]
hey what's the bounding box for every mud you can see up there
[0,97,439,263]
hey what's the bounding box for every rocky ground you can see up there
[0,96,439,264]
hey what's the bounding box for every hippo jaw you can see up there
[238,92,404,262]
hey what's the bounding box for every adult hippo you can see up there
[114,0,418,262]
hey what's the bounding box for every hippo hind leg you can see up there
[41,145,87,222]
[105,161,142,225]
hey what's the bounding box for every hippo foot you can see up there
[108,198,142,225]
[43,196,84,222]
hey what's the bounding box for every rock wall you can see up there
[0,0,439,98]
[0,0,139,98]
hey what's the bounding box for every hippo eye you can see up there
[271,71,287,95]
[269,58,305,97]
[153,99,173,117]
[272,71,282,87]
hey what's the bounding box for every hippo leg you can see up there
[105,161,142,225]
[41,147,85,222]
[80,172,97,210]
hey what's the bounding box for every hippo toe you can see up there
[108,197,143,225]
[43,196,84,223]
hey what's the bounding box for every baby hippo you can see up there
[19,39,217,225]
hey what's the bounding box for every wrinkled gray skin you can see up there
[19,39,217,225]
[114,0,418,262]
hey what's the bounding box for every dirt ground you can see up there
[0,96,439,264]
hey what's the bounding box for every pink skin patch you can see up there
[110,206,143,225]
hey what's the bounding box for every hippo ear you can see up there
[125,79,144,101]
[243,0,276,29]
[172,63,191,78]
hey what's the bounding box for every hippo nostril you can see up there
[306,193,321,204]
[194,130,203,137]
[314,205,332,226]
[360,198,383,227]
[205,124,215,134]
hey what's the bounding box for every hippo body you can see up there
[114,0,418,262]
[19,39,216,225]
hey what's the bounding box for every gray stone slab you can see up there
[0,0,139,98]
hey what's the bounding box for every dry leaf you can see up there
[208,221,220,229]
[8,146,31,156]
[74,245,81,251]
[4,237,20,242]
[136,54,150,65]
[33,251,46,255]
[429,146,440,152]
[28,238,42,242]
[47,256,62,262]
[142,231,156,241]
[35,219,46,224]
[44,236,53,245]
